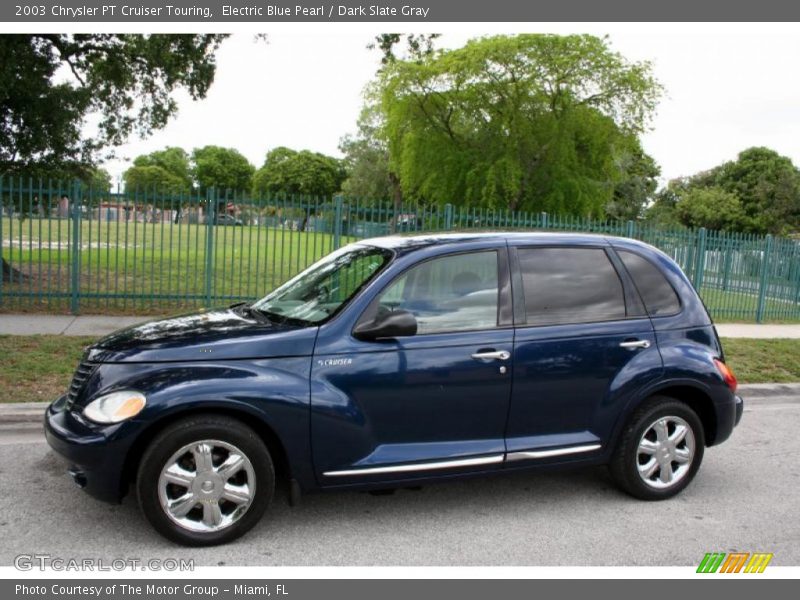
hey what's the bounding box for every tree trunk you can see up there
[1,258,28,283]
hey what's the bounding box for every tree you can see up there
[378,34,662,215]
[606,144,660,221]
[711,147,800,234]
[369,33,440,65]
[192,146,255,196]
[123,147,193,195]
[339,103,393,200]
[252,147,346,199]
[645,147,800,234]
[0,34,228,171]
[675,187,747,231]
[0,34,228,281]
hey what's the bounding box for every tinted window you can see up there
[618,250,681,316]
[253,246,391,323]
[370,251,499,334]
[518,247,627,326]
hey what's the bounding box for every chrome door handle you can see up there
[620,340,651,350]
[471,350,511,361]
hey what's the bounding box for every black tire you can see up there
[136,414,274,546]
[609,396,705,500]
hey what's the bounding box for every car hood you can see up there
[88,308,318,363]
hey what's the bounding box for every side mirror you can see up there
[353,309,418,341]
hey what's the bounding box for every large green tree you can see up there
[192,145,255,196]
[378,34,662,214]
[0,34,228,173]
[252,147,346,199]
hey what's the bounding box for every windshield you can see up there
[251,245,393,324]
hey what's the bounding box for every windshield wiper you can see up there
[250,306,313,327]
[228,301,275,324]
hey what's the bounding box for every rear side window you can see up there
[517,247,627,326]
[618,250,681,316]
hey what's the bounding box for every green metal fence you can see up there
[1,177,799,321]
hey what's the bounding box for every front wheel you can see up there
[609,397,705,500]
[136,414,274,546]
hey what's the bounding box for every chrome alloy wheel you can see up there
[157,439,256,533]
[636,416,696,490]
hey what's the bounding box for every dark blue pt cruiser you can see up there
[45,233,743,546]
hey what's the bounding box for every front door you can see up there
[311,248,514,484]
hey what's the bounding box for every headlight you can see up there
[83,391,147,424]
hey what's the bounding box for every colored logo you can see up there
[697,552,773,573]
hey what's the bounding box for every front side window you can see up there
[252,245,392,324]
[367,251,500,335]
[518,247,627,326]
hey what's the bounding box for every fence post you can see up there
[693,227,707,290]
[69,181,82,314]
[626,220,635,239]
[204,188,216,308]
[541,212,548,229]
[444,203,454,230]
[722,244,733,291]
[333,195,343,249]
[756,234,773,323]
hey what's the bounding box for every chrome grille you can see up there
[65,358,97,410]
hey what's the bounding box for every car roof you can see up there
[356,231,650,251]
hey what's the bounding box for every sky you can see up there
[101,29,800,189]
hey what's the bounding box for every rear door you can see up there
[505,243,663,461]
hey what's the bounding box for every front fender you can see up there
[87,357,315,492]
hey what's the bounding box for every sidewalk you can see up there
[0,314,152,337]
[1,313,800,338]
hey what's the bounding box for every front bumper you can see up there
[44,395,133,503]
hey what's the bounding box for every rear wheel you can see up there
[136,415,274,546]
[609,397,705,500]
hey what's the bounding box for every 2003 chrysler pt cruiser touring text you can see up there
[45,233,744,546]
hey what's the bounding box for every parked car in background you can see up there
[213,214,244,226]
[45,232,743,546]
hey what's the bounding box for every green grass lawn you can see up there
[2,216,800,321]
[0,335,93,403]
[720,338,800,383]
[0,217,354,313]
[1,334,797,404]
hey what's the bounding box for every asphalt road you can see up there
[0,393,798,567]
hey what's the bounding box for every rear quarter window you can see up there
[618,250,681,316]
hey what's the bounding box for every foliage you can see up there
[0,34,228,173]
[378,34,662,214]
[370,33,440,65]
[123,147,193,195]
[192,145,255,196]
[606,144,660,221]
[339,103,393,200]
[251,147,346,199]
[646,147,800,234]
[676,187,747,231]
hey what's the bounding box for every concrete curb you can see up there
[0,383,798,427]
[0,402,46,424]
